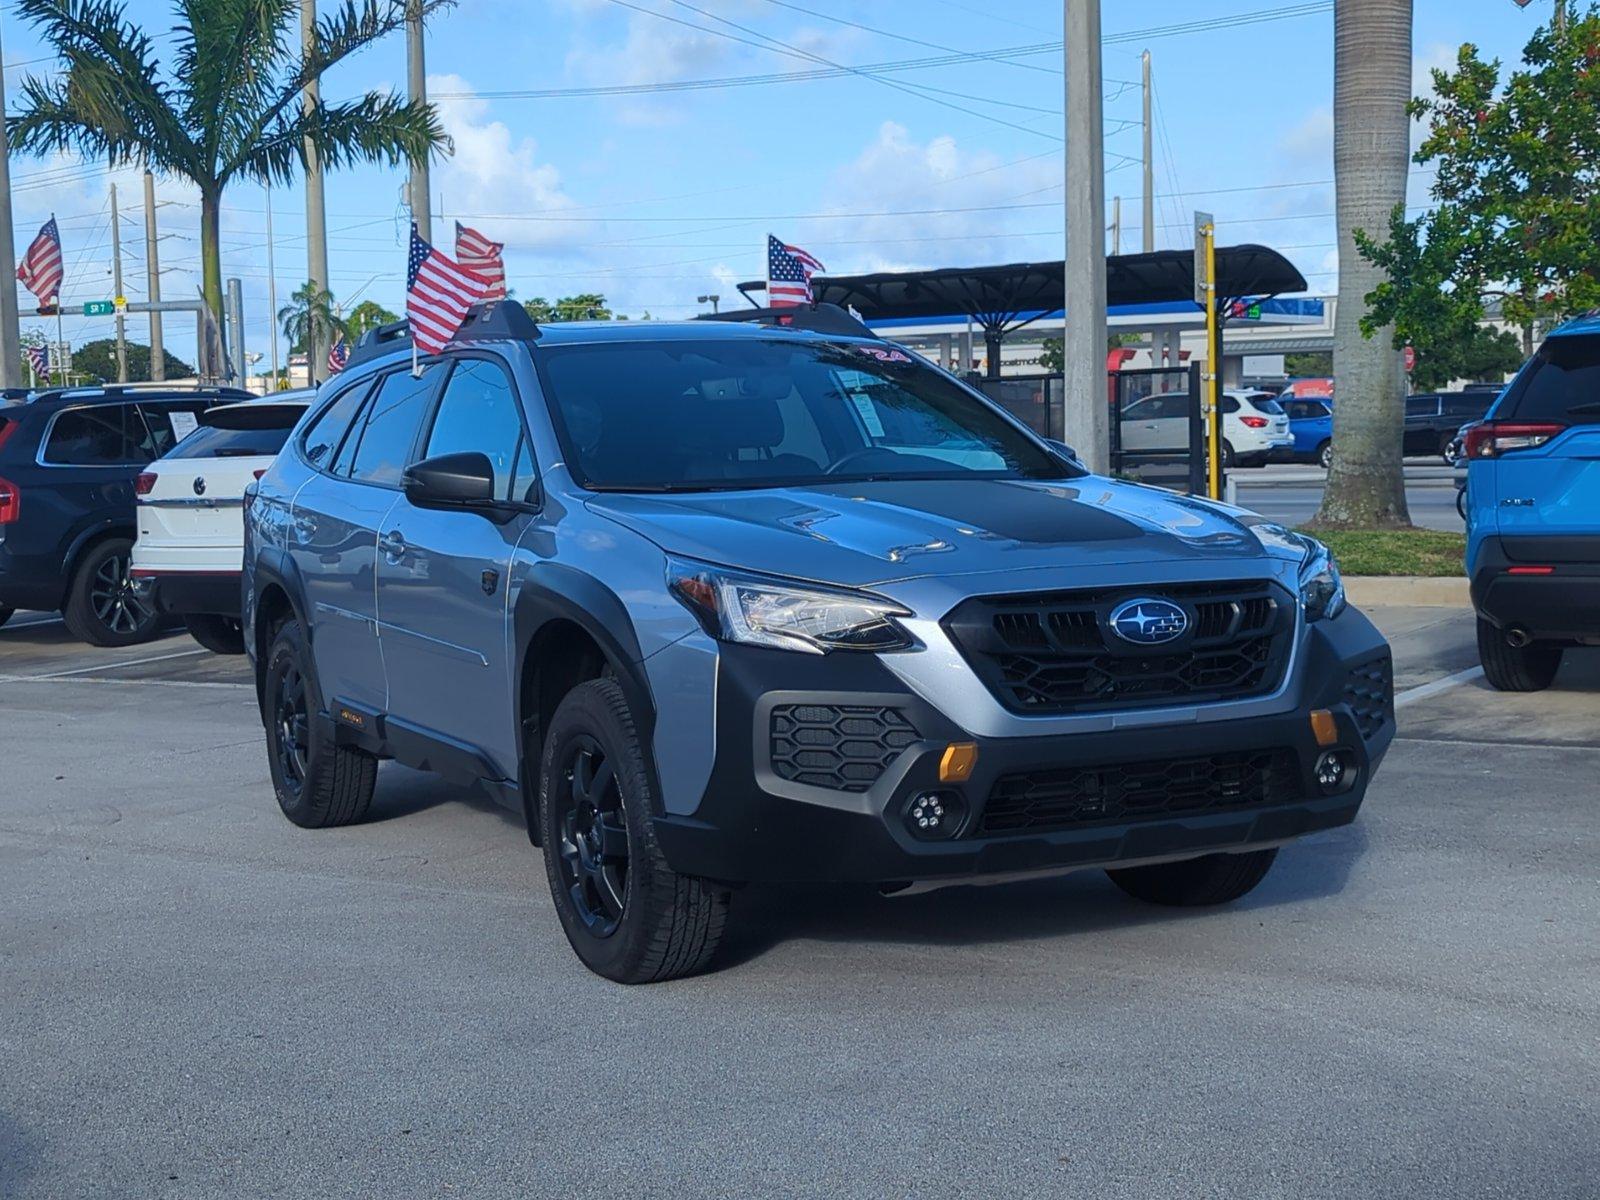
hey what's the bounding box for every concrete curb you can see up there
[1345,575,1471,608]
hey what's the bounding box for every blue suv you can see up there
[244,303,1394,983]
[1466,314,1600,690]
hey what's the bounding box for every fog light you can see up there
[1314,750,1356,795]
[905,791,965,841]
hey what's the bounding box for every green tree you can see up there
[1405,323,1524,392]
[522,294,614,323]
[1284,351,1333,377]
[1311,0,1414,530]
[346,299,399,339]
[1358,9,1600,357]
[279,282,348,359]
[70,338,195,382]
[7,0,448,329]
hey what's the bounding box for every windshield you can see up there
[166,422,294,459]
[537,338,1076,491]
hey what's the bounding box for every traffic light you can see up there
[36,304,58,317]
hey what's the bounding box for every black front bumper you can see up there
[1470,535,1600,642]
[652,607,1394,886]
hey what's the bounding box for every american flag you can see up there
[327,336,349,374]
[455,222,507,301]
[25,343,49,378]
[17,216,64,307]
[406,224,493,355]
[767,234,824,307]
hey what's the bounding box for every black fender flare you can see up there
[511,563,661,844]
[248,549,313,710]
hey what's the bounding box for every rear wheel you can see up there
[539,677,730,984]
[184,613,246,655]
[264,617,377,827]
[1220,440,1236,469]
[1107,848,1278,906]
[62,538,161,648]
[1477,617,1562,692]
[0,605,13,629]
[1316,440,1333,470]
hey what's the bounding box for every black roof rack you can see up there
[345,301,542,371]
[28,384,255,405]
[697,301,880,340]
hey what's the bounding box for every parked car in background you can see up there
[1404,391,1497,460]
[0,385,251,645]
[1278,396,1335,468]
[1465,315,1600,691]
[131,392,313,654]
[244,303,1392,984]
[1119,388,1293,467]
[1276,377,1334,403]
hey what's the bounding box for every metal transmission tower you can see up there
[1063,0,1109,472]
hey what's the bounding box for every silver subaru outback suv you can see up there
[244,302,1393,983]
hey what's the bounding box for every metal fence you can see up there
[976,374,1063,442]
[1108,364,1209,495]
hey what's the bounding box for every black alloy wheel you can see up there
[553,735,631,938]
[90,550,154,637]
[273,657,311,802]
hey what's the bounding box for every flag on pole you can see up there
[25,343,49,378]
[327,336,349,374]
[406,224,493,355]
[17,216,64,307]
[454,222,507,301]
[766,234,824,307]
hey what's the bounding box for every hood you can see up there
[585,477,1293,588]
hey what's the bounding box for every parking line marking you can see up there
[1394,665,1485,709]
[14,647,210,681]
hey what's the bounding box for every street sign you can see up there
[1403,345,1417,373]
[1193,211,1214,306]
[82,300,115,316]
[113,296,128,314]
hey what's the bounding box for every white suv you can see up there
[131,393,312,653]
[1119,388,1293,468]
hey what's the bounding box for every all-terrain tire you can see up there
[184,613,247,655]
[540,677,730,984]
[263,617,377,827]
[1477,617,1562,692]
[62,537,161,648]
[1107,848,1278,906]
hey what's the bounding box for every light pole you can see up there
[1063,0,1109,469]
[0,15,22,388]
[697,293,720,313]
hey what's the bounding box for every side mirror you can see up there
[403,451,500,513]
[1047,439,1085,467]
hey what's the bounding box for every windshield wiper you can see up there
[1563,402,1600,415]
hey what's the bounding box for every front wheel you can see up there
[539,677,729,984]
[184,613,246,655]
[62,538,161,648]
[1107,848,1278,906]
[1219,440,1236,469]
[1477,617,1562,692]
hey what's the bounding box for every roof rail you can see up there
[345,301,541,372]
[697,301,880,340]
[29,383,256,404]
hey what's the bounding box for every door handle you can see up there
[378,531,407,561]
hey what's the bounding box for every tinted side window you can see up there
[302,380,373,469]
[168,423,294,459]
[1221,396,1241,414]
[139,402,212,460]
[43,405,141,465]
[422,359,526,499]
[349,365,442,486]
[1405,397,1440,418]
[1501,334,1600,425]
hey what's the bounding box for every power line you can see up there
[750,0,1058,75]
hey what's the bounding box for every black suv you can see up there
[0,385,252,645]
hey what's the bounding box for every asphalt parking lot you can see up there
[2,605,1597,1198]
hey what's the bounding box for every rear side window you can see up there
[1405,396,1440,418]
[167,423,294,459]
[1247,395,1285,415]
[139,402,212,459]
[1499,334,1600,425]
[43,404,144,465]
[302,380,373,469]
[349,364,443,486]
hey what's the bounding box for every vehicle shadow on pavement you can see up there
[715,822,1369,968]
[366,765,528,830]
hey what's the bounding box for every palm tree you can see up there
[7,0,447,331]
[279,282,347,358]
[1313,0,1413,528]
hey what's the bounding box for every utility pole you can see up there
[1110,196,1121,256]
[227,277,246,383]
[143,171,164,381]
[1141,50,1154,253]
[265,186,280,386]
[0,16,22,389]
[301,0,329,386]
[1063,0,1109,472]
[406,0,432,242]
[110,183,128,383]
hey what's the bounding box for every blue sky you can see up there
[0,0,1560,369]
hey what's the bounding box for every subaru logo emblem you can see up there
[1109,598,1188,646]
[192,476,206,496]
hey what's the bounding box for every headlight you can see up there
[667,557,916,654]
[1297,537,1346,622]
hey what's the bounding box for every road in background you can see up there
[1237,463,1463,532]
[1,607,1596,1197]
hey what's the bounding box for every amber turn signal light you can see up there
[939,742,978,783]
[1309,709,1338,747]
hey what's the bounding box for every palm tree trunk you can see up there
[1313,0,1414,529]
[199,187,225,369]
